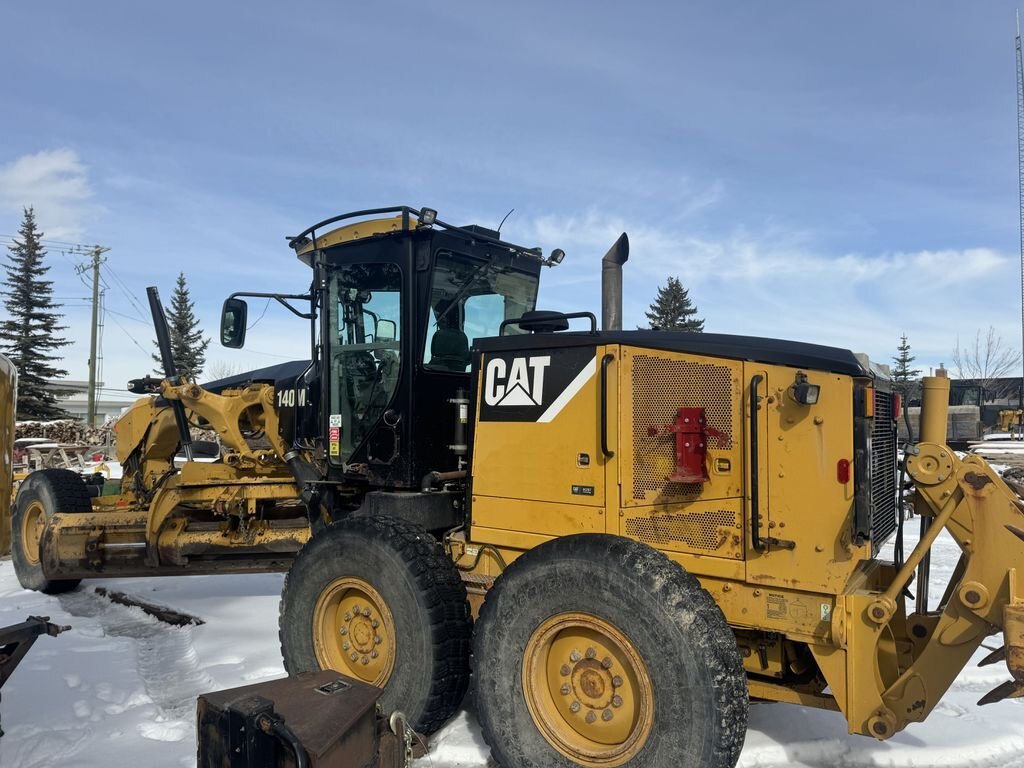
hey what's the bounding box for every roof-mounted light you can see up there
[419,207,438,227]
[547,248,566,266]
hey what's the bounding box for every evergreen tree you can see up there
[152,273,210,379]
[643,276,704,332]
[0,208,70,419]
[891,333,921,401]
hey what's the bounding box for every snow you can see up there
[1,526,1023,768]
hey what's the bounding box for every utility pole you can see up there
[76,245,109,427]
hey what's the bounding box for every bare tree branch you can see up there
[952,326,1021,399]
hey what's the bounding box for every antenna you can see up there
[496,208,515,234]
[1015,16,1024,432]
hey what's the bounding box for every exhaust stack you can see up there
[601,233,630,331]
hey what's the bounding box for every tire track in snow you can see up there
[57,589,214,721]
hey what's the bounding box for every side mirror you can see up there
[221,298,248,348]
[376,319,397,343]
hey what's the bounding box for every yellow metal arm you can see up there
[161,381,288,468]
[849,446,1024,738]
[835,375,1024,739]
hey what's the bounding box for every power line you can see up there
[105,306,149,324]
[105,313,150,357]
[0,233,97,250]
[102,262,148,319]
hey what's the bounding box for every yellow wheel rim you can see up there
[20,500,46,566]
[523,612,654,767]
[312,577,396,686]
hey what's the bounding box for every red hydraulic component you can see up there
[647,407,727,483]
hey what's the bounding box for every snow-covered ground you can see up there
[0,526,1022,768]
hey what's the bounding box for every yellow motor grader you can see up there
[9,206,1024,768]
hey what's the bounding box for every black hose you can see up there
[903,394,915,444]
[268,719,308,768]
[895,460,906,569]
[455,543,508,573]
[897,390,914,595]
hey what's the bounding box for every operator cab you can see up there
[220,206,560,491]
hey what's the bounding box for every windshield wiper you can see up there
[432,256,498,328]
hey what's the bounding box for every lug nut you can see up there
[612,695,623,708]
[585,648,596,660]
[560,684,571,695]
[344,611,352,621]
[371,619,379,628]
[371,649,379,659]
[601,657,613,669]
[570,650,582,662]
[612,676,623,688]
[374,635,382,644]
[569,701,581,713]
[602,709,613,721]
[362,607,371,617]
[350,652,358,661]
[362,656,370,665]
[560,664,571,676]
[342,642,350,651]
[340,627,348,636]
[585,711,597,724]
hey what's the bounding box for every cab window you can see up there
[423,251,538,373]
[328,263,402,461]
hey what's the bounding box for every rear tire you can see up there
[473,534,748,768]
[279,515,471,734]
[12,469,91,594]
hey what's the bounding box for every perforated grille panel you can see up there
[631,355,734,502]
[625,509,740,555]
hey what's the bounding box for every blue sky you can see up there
[0,1,1021,392]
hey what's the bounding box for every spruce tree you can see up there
[152,272,210,379]
[643,276,704,332]
[0,208,70,419]
[892,333,921,401]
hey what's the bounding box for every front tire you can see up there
[12,469,91,593]
[279,515,471,734]
[473,534,748,768]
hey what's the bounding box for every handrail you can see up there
[750,374,765,552]
[287,205,543,260]
[498,311,598,336]
[601,354,615,459]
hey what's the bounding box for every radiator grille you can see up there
[870,389,898,550]
[625,509,741,556]
[631,355,733,502]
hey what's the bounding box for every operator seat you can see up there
[429,329,471,372]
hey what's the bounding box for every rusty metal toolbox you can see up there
[197,670,407,768]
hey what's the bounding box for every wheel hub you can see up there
[20,501,46,566]
[313,578,395,686]
[523,612,653,767]
[568,657,614,710]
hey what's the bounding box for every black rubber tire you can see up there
[11,469,91,594]
[473,534,748,768]
[279,515,471,734]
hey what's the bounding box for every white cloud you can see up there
[519,208,1015,374]
[0,148,94,240]
[525,209,1007,285]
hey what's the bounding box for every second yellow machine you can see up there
[11,206,1024,768]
